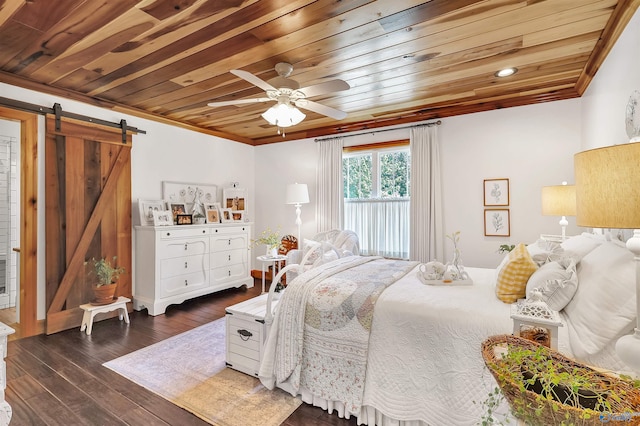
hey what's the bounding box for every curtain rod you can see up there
[315,120,441,142]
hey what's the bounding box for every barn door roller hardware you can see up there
[0,97,146,142]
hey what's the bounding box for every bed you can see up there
[258,233,636,425]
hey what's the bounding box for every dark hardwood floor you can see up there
[5,279,358,425]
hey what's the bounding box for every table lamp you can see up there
[575,142,640,373]
[541,182,576,240]
[285,183,309,245]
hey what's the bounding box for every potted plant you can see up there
[252,227,282,257]
[193,211,206,224]
[86,256,125,305]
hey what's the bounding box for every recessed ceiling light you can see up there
[495,67,518,78]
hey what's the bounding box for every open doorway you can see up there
[0,121,19,331]
[0,107,38,339]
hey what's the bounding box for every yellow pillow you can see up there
[495,243,538,303]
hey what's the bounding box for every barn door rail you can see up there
[0,96,146,143]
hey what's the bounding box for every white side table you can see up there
[256,255,287,294]
[80,296,131,335]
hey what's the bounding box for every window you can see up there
[343,142,410,258]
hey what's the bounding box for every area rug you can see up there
[103,318,301,426]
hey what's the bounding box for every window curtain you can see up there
[344,198,409,258]
[409,126,444,262]
[316,137,344,232]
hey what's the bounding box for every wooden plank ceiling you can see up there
[0,0,638,145]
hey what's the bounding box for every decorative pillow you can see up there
[525,258,578,311]
[302,239,321,265]
[560,233,605,262]
[495,243,539,303]
[563,241,635,358]
[526,239,564,266]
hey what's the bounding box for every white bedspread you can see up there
[360,266,513,425]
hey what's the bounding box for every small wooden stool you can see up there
[80,296,131,335]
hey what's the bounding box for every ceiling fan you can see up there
[207,62,350,132]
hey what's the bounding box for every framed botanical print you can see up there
[484,209,510,237]
[484,178,509,206]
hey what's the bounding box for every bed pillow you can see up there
[527,239,564,266]
[563,241,635,358]
[560,233,605,262]
[525,258,578,311]
[495,243,539,303]
[302,239,322,265]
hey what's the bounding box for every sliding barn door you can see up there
[45,116,132,335]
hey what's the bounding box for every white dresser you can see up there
[134,223,253,315]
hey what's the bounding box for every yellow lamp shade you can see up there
[574,142,640,229]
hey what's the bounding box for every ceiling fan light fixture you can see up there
[495,67,518,78]
[261,103,306,127]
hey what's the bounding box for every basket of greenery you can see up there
[481,334,640,425]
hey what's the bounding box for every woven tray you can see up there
[482,335,640,425]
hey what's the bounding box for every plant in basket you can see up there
[85,256,125,305]
[479,335,640,426]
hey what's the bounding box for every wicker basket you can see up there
[482,335,640,425]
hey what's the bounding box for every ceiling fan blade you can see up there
[295,99,347,120]
[207,97,271,107]
[230,69,276,92]
[297,79,350,98]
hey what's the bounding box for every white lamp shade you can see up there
[261,103,306,127]
[285,183,309,205]
[541,184,576,217]
[575,142,640,228]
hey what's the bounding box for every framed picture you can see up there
[176,213,193,225]
[167,202,187,224]
[231,211,244,222]
[484,178,509,206]
[484,209,510,237]
[220,208,233,223]
[152,210,173,226]
[223,187,247,213]
[206,206,220,223]
[138,199,166,226]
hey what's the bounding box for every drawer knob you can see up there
[237,329,252,341]
[184,261,188,268]
[166,232,171,236]
[184,243,188,250]
[228,254,231,261]
[184,279,188,286]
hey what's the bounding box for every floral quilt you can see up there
[263,256,417,412]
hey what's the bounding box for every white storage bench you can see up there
[225,293,280,376]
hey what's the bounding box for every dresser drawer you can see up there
[158,227,209,239]
[211,226,249,236]
[160,254,208,279]
[210,248,246,267]
[159,238,208,259]
[211,263,246,284]
[160,270,208,298]
[211,235,247,252]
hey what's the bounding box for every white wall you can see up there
[0,82,255,319]
[582,8,640,149]
[256,100,583,269]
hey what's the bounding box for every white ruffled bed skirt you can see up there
[282,383,427,426]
